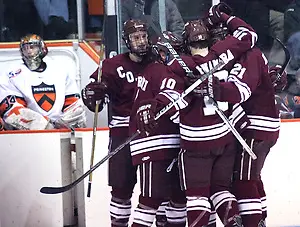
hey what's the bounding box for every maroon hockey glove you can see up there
[81,81,107,112]
[82,81,107,101]
[186,76,222,100]
[136,99,158,136]
[269,65,287,93]
[206,3,232,26]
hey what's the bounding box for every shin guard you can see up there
[210,191,240,226]
[110,196,132,227]
[156,201,168,227]
[233,180,262,227]
[165,200,187,226]
[132,196,162,227]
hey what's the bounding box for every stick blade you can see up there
[40,185,71,194]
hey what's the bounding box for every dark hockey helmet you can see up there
[20,34,48,71]
[158,31,183,54]
[209,23,229,45]
[122,19,150,57]
[182,19,210,48]
[152,31,183,64]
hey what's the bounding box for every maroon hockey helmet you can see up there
[122,19,150,56]
[157,31,183,54]
[153,31,183,64]
[182,19,210,44]
[209,23,229,45]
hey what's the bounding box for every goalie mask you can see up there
[182,19,210,50]
[122,19,150,57]
[20,34,48,71]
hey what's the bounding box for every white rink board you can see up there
[0,130,75,227]
[74,130,141,227]
[0,121,299,227]
[75,122,300,227]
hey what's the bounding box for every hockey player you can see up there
[129,32,187,227]
[0,34,86,130]
[134,4,259,226]
[81,19,157,227]
[189,16,282,227]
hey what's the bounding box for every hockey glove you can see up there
[269,65,287,93]
[81,81,107,112]
[186,76,221,100]
[82,81,107,101]
[136,99,158,136]
[61,100,87,128]
[207,3,232,25]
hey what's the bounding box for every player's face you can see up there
[159,50,167,62]
[21,43,40,58]
[129,31,149,55]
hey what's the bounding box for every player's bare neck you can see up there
[191,48,209,57]
[129,53,143,63]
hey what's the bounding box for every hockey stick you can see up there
[39,61,224,195]
[209,98,257,159]
[272,37,291,85]
[87,60,103,198]
[206,65,257,159]
[145,16,256,159]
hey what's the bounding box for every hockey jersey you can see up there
[160,16,258,151]
[96,53,150,136]
[0,57,80,121]
[129,61,188,165]
[216,48,280,141]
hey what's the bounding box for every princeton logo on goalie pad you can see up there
[32,83,56,112]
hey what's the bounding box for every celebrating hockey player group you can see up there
[82,2,287,227]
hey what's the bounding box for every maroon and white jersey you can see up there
[162,16,258,151]
[216,48,280,141]
[129,62,188,165]
[91,53,148,136]
[169,15,258,76]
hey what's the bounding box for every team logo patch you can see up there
[32,83,56,112]
[8,68,22,78]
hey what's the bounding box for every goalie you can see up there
[0,34,86,130]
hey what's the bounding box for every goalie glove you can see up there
[269,65,287,93]
[136,99,159,136]
[4,104,54,130]
[61,99,87,128]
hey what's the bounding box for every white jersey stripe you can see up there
[248,115,280,132]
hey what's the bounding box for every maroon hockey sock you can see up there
[132,196,163,227]
[207,210,217,227]
[165,200,186,227]
[185,188,211,226]
[156,201,168,227]
[110,188,133,227]
[210,191,240,226]
[233,180,262,227]
[256,179,267,220]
